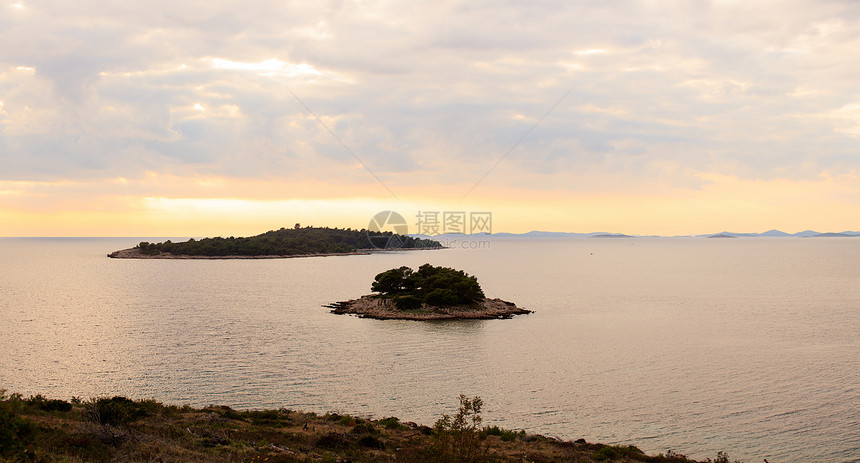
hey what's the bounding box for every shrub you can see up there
[378,416,408,430]
[708,451,743,463]
[0,391,36,458]
[84,396,149,427]
[350,422,378,436]
[25,394,73,412]
[134,399,165,417]
[433,395,488,463]
[593,444,647,461]
[593,445,619,461]
[393,295,423,311]
[500,430,519,442]
[251,413,291,427]
[316,432,352,449]
[484,426,522,442]
[357,435,385,450]
[208,405,244,421]
[424,288,460,306]
[484,425,503,436]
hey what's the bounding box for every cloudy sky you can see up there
[2,0,860,236]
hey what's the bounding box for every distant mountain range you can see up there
[694,230,860,238]
[410,229,860,240]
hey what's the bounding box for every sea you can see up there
[0,237,857,462]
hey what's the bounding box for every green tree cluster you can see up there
[371,264,486,308]
[136,226,441,257]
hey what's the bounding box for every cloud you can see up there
[3,0,860,233]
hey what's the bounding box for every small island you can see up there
[327,264,532,320]
[108,225,442,259]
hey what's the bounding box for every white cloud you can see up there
[1,0,860,193]
[210,58,323,77]
[829,103,860,137]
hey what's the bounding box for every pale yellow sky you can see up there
[2,171,858,236]
[3,1,860,236]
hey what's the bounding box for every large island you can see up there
[108,226,442,259]
[328,264,532,320]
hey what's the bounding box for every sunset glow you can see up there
[2,1,860,236]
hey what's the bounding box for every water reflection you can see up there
[0,237,858,462]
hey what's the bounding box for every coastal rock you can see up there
[327,295,532,320]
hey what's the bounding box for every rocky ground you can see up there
[327,295,533,320]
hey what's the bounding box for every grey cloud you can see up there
[3,0,860,189]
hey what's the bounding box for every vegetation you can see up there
[371,264,486,309]
[432,395,487,462]
[0,390,739,463]
[133,225,441,257]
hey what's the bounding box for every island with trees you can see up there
[327,264,532,320]
[107,225,442,259]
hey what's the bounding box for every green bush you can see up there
[84,396,150,427]
[484,425,502,436]
[393,295,423,311]
[350,422,378,435]
[246,409,291,426]
[378,416,408,430]
[134,399,165,416]
[593,444,646,461]
[25,394,73,412]
[483,425,520,442]
[424,288,460,306]
[209,405,244,421]
[0,392,36,458]
[593,445,619,461]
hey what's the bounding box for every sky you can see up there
[2,0,860,237]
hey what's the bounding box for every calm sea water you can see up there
[0,237,857,462]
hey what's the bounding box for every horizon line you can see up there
[2,228,860,239]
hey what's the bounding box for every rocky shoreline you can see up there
[107,247,442,259]
[326,295,532,320]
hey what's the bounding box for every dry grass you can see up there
[0,392,731,463]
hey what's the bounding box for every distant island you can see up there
[327,264,531,320]
[411,228,860,239]
[810,232,858,238]
[108,226,442,259]
[590,233,634,238]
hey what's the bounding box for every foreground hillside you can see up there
[0,392,741,463]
